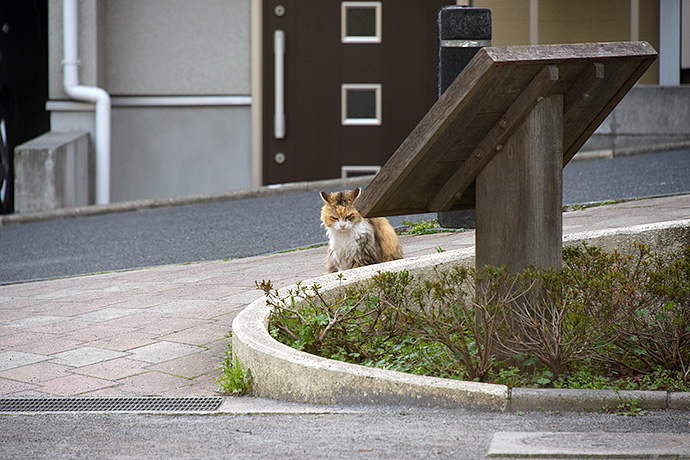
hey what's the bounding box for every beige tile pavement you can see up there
[0,193,687,398]
[0,225,468,398]
[0,243,344,397]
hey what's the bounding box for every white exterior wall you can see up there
[111,104,251,202]
[48,0,253,203]
[104,0,250,95]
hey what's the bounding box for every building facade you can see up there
[43,0,688,205]
[48,0,252,203]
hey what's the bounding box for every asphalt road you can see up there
[563,148,690,204]
[0,406,688,459]
[1,149,689,284]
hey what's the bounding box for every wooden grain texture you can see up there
[429,64,559,212]
[357,41,657,218]
[476,94,564,272]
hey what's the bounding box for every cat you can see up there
[320,187,403,273]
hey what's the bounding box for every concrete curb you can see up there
[0,175,374,227]
[571,139,690,162]
[233,249,510,411]
[232,219,690,412]
[511,388,668,412]
[3,141,689,227]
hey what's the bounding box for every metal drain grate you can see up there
[0,397,223,413]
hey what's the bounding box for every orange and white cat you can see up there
[320,188,403,273]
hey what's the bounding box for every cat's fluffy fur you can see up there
[320,188,403,273]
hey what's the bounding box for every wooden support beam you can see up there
[356,50,497,217]
[564,62,605,119]
[358,42,657,218]
[563,56,652,164]
[475,94,564,273]
[428,65,559,212]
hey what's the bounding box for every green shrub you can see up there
[263,243,690,390]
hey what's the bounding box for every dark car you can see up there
[0,1,49,213]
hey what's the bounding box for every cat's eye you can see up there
[346,214,354,220]
[330,216,338,221]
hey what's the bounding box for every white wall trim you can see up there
[112,96,252,107]
[47,96,252,111]
[47,101,96,111]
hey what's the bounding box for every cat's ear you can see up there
[320,191,330,204]
[350,187,361,202]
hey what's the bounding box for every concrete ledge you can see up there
[573,139,690,161]
[511,388,668,412]
[0,175,374,226]
[581,85,690,154]
[14,131,91,213]
[233,218,690,411]
[669,392,690,410]
[563,219,690,255]
[232,249,509,411]
[486,431,690,458]
[2,137,687,226]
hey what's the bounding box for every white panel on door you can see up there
[341,2,382,44]
[341,83,382,125]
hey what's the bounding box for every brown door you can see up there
[262,0,452,185]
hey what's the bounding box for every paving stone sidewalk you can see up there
[0,194,687,398]
[0,227,473,398]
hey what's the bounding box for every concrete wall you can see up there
[104,0,250,96]
[47,0,252,204]
[582,85,690,154]
[41,1,689,208]
[49,0,250,97]
[110,104,251,202]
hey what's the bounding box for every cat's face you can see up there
[320,188,364,231]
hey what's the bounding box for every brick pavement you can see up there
[0,229,472,397]
[0,193,687,398]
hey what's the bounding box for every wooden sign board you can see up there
[358,42,658,217]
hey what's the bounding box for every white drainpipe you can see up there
[62,0,111,205]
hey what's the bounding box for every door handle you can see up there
[274,30,286,139]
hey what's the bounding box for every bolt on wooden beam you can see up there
[429,64,560,212]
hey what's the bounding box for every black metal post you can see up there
[437,6,491,229]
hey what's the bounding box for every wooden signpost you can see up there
[357,42,657,272]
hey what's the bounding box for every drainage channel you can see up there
[0,397,224,414]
